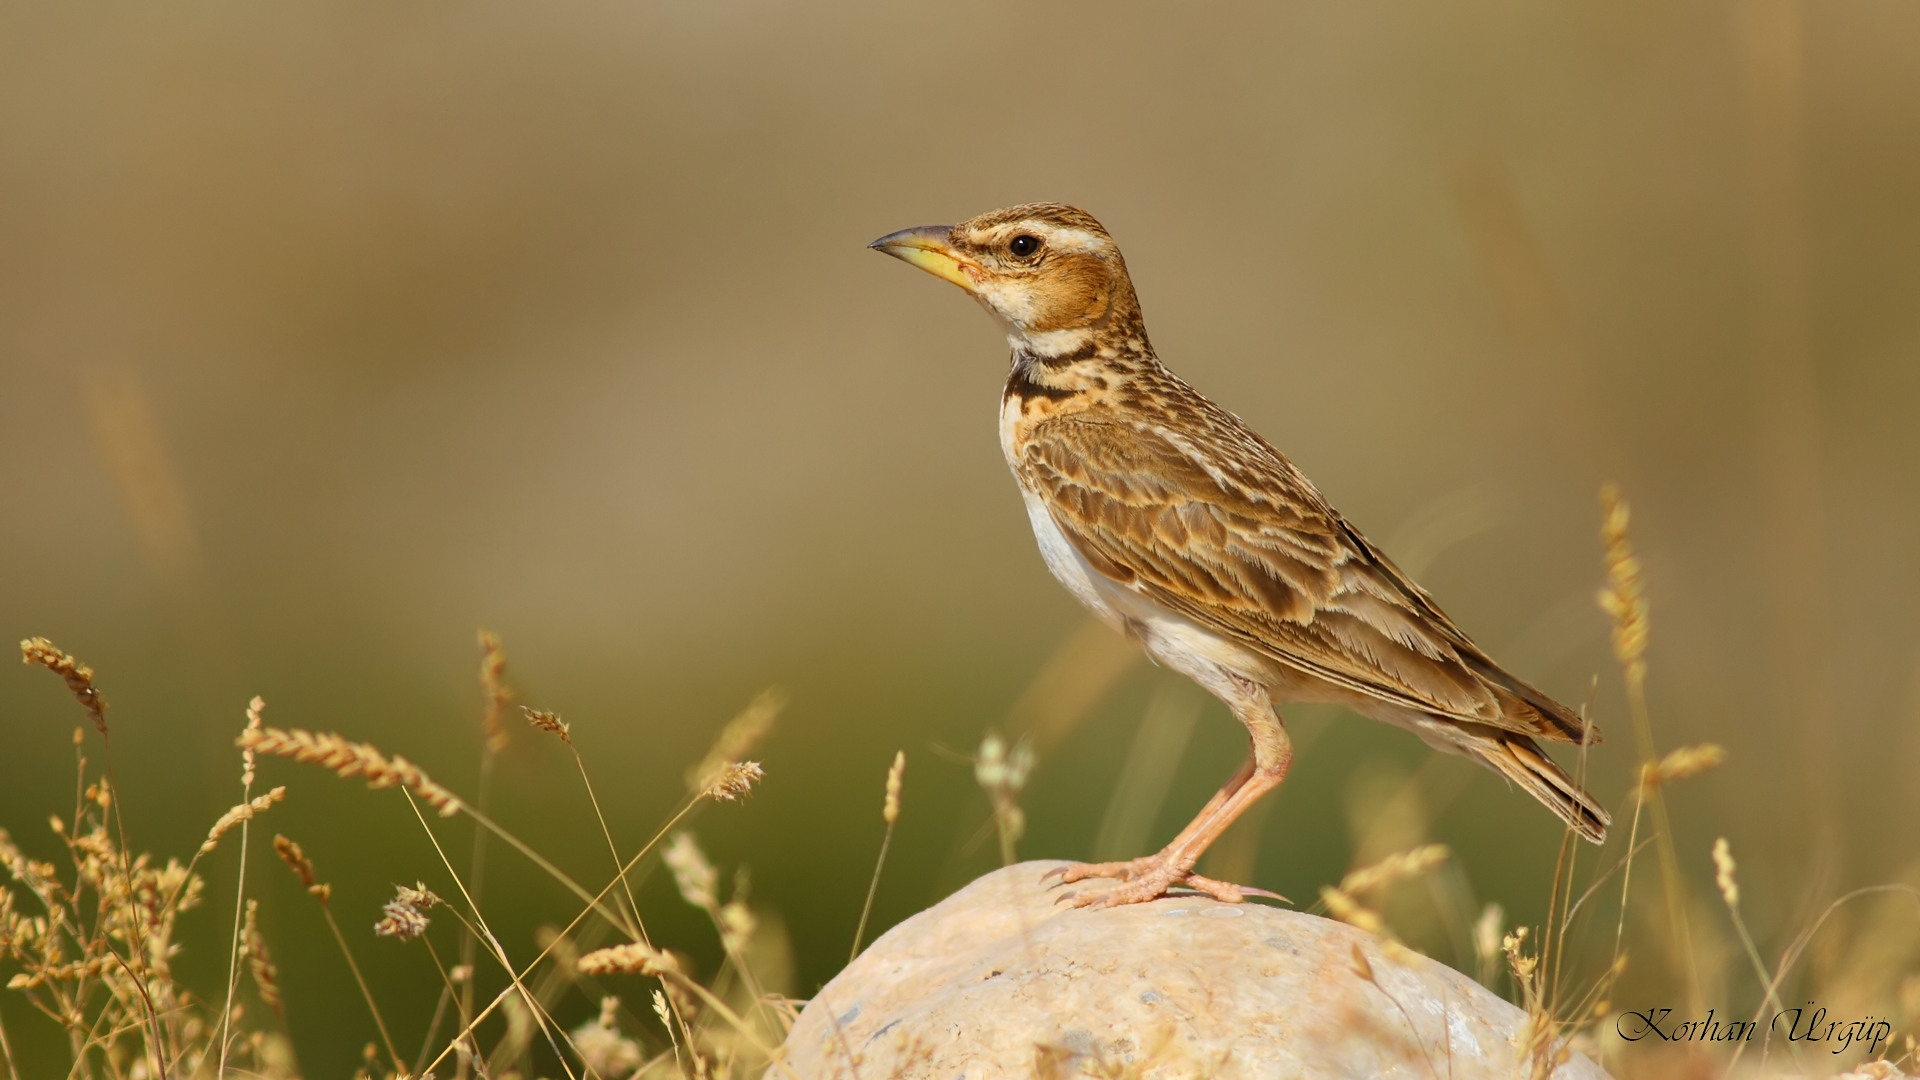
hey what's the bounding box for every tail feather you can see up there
[1472,732,1610,844]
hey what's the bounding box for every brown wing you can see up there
[1019,407,1593,744]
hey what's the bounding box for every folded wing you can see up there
[1019,409,1595,745]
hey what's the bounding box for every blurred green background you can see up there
[3,1,1917,1074]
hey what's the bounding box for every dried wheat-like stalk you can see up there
[273,834,330,902]
[716,900,757,956]
[1473,902,1505,985]
[239,726,460,816]
[478,628,514,755]
[578,941,680,978]
[1596,484,1648,692]
[665,833,718,910]
[241,899,281,1016]
[851,751,908,963]
[1319,886,1386,937]
[1637,742,1725,793]
[241,695,264,784]
[1338,844,1450,897]
[198,787,286,856]
[1711,838,1739,907]
[1598,482,1701,1019]
[686,688,785,794]
[1317,844,1450,948]
[883,750,905,825]
[19,637,106,734]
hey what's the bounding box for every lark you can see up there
[871,203,1609,909]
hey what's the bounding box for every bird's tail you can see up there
[1470,732,1610,844]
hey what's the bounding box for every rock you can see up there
[780,862,1609,1079]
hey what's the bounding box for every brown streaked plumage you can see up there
[871,203,1608,908]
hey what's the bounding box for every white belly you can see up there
[1020,489,1125,626]
[1017,487,1276,702]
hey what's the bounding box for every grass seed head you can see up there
[1473,902,1505,972]
[578,941,680,978]
[687,688,784,794]
[1711,837,1739,908]
[883,750,905,825]
[1319,886,1386,936]
[199,787,286,855]
[523,705,571,743]
[1503,925,1538,982]
[478,627,514,755]
[1639,742,1726,793]
[242,898,282,1015]
[1596,484,1650,687]
[718,899,758,954]
[704,760,764,802]
[1339,844,1450,897]
[974,732,1034,793]
[665,832,718,910]
[20,636,106,734]
[242,695,265,785]
[374,881,442,940]
[572,995,645,1078]
[373,903,428,941]
[239,726,461,816]
[273,834,330,903]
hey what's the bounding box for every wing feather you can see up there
[1019,407,1592,743]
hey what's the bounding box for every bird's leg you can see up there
[1054,677,1293,908]
[1045,756,1255,885]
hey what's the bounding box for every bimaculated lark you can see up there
[872,203,1610,909]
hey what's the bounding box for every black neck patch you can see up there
[1005,360,1081,402]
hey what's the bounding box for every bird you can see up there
[870,203,1609,909]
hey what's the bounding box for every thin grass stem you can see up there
[570,746,644,941]
[0,1008,20,1080]
[1726,884,1920,1077]
[96,739,169,1079]
[850,821,895,964]
[402,793,584,1080]
[316,902,403,1073]
[215,746,258,1079]
[418,797,723,1078]
[414,936,465,1079]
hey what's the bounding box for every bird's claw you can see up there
[1046,860,1282,909]
[1041,856,1159,889]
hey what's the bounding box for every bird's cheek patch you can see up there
[1029,254,1113,332]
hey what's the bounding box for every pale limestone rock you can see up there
[779,861,1610,1079]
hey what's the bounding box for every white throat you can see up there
[1009,326,1094,359]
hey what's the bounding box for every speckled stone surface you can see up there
[779,861,1609,1079]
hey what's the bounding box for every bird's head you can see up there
[869,203,1143,358]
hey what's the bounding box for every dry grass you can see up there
[4,482,1918,1079]
[2,635,788,1079]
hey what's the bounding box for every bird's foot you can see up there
[1046,857,1286,910]
[1039,856,1164,887]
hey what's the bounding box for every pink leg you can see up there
[1051,677,1293,908]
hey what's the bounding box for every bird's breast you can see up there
[1017,488,1125,629]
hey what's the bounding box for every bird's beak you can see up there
[868,225,980,292]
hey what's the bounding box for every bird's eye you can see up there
[1008,234,1041,258]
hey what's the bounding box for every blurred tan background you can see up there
[3,1,1917,1073]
